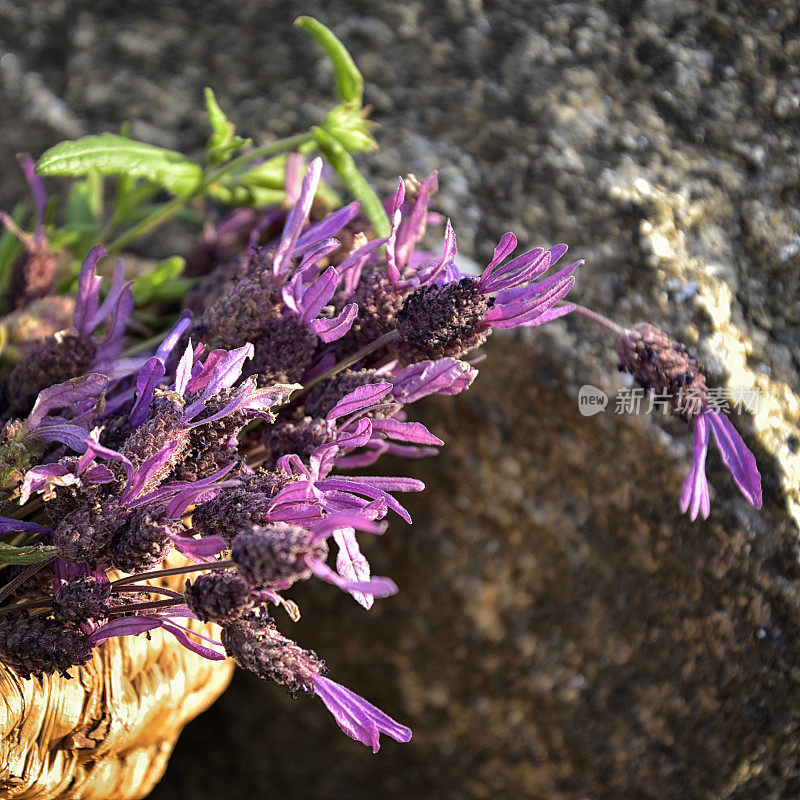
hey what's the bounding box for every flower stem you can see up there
[105,194,188,255]
[566,302,627,337]
[0,555,55,605]
[298,329,400,396]
[111,558,235,588]
[205,132,316,185]
[108,597,183,615]
[0,598,51,617]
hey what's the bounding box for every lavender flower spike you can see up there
[618,323,762,519]
[312,674,412,752]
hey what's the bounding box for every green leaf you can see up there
[312,126,390,237]
[322,104,378,153]
[65,179,95,228]
[37,134,204,197]
[295,16,363,107]
[132,256,187,304]
[0,204,26,308]
[0,543,58,565]
[204,88,250,166]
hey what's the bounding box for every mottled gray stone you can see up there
[0,1,798,797]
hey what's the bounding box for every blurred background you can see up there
[1,1,799,797]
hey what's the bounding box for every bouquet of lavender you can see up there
[0,17,762,766]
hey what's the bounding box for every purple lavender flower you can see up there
[0,155,58,308]
[617,323,762,519]
[4,245,135,417]
[312,674,412,752]
[395,233,580,362]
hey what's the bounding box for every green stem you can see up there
[110,558,234,587]
[0,598,50,617]
[0,556,55,605]
[205,132,315,185]
[297,329,399,396]
[104,132,316,256]
[108,597,182,615]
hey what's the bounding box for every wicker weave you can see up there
[0,554,234,800]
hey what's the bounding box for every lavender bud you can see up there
[245,316,318,386]
[190,471,289,543]
[264,417,328,465]
[221,611,323,693]
[231,524,328,588]
[110,510,179,573]
[121,401,191,485]
[53,577,111,625]
[184,570,253,623]
[4,332,97,417]
[338,264,410,352]
[0,611,93,679]
[395,277,494,361]
[195,270,283,351]
[5,246,59,310]
[169,402,245,483]
[617,323,709,420]
[0,419,33,493]
[54,502,123,563]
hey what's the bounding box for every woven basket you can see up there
[0,554,234,800]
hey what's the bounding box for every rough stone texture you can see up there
[0,1,798,798]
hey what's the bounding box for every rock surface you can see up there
[0,1,798,798]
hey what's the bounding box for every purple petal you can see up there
[312,674,411,752]
[20,155,47,233]
[73,245,106,336]
[333,527,374,609]
[27,421,90,453]
[284,151,305,205]
[90,616,162,644]
[680,414,711,520]
[174,341,195,396]
[417,219,456,285]
[155,309,194,363]
[20,464,78,504]
[299,266,339,324]
[273,157,323,274]
[185,348,228,394]
[485,277,575,328]
[339,238,388,296]
[305,556,397,603]
[395,181,431,269]
[309,303,358,342]
[120,441,178,505]
[391,359,477,403]
[489,232,518,268]
[370,418,444,445]
[158,621,227,660]
[294,201,360,254]
[93,259,125,326]
[168,531,230,557]
[326,383,392,422]
[96,281,134,361]
[182,344,254,420]
[79,439,134,486]
[27,373,108,429]
[0,516,53,536]
[129,357,166,428]
[310,513,385,541]
[331,418,373,451]
[707,411,762,508]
